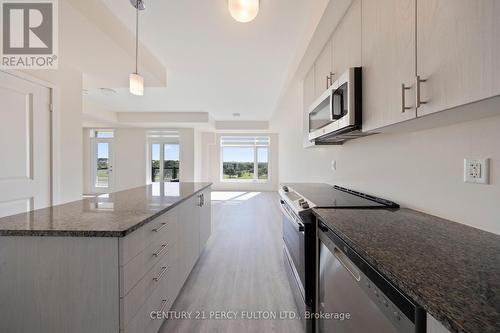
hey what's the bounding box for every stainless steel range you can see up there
[279,183,401,333]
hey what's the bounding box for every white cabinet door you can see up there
[0,72,51,217]
[303,66,315,148]
[199,189,211,250]
[315,39,333,98]
[361,0,417,132]
[332,0,362,81]
[416,0,500,116]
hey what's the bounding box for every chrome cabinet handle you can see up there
[416,75,427,108]
[153,266,168,282]
[151,299,168,318]
[198,194,203,207]
[153,244,167,257]
[329,72,335,84]
[401,83,412,113]
[152,222,167,232]
[201,193,205,207]
[326,75,331,89]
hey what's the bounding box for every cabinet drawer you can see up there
[122,265,174,333]
[120,218,177,296]
[120,210,178,266]
[121,242,175,328]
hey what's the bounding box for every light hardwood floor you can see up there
[159,191,303,333]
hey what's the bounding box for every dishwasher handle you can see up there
[319,224,361,282]
[333,246,361,282]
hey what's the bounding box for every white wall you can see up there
[24,62,83,204]
[82,127,197,193]
[202,133,280,192]
[113,129,147,192]
[271,79,500,235]
[179,129,195,182]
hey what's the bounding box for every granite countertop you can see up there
[0,182,212,237]
[312,208,500,333]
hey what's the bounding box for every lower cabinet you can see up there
[122,186,212,333]
[0,187,212,333]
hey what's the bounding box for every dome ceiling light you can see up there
[228,0,259,23]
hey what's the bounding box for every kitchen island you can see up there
[0,182,212,333]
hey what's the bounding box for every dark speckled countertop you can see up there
[312,208,500,333]
[0,182,212,237]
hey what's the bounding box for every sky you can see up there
[152,144,180,161]
[99,143,267,163]
[97,143,109,159]
[223,147,268,163]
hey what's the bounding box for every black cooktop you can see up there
[282,183,399,209]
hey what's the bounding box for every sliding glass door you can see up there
[151,143,180,183]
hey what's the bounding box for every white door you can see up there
[0,71,52,218]
[92,137,114,193]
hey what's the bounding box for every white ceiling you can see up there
[84,0,319,121]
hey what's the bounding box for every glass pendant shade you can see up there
[129,73,144,96]
[228,0,259,23]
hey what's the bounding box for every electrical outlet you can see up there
[464,158,489,184]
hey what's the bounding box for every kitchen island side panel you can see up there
[0,236,120,333]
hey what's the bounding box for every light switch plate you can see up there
[464,158,489,184]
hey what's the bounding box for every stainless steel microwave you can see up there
[308,67,362,144]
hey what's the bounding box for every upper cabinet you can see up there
[332,0,362,82]
[303,66,316,147]
[363,0,500,131]
[416,0,500,117]
[303,0,500,139]
[314,39,333,98]
[362,0,416,132]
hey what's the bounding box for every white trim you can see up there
[219,135,270,183]
[90,131,114,193]
[148,142,180,183]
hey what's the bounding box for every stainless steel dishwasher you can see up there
[317,221,426,333]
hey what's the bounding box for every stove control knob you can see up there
[298,198,305,203]
[301,202,310,209]
[282,186,289,192]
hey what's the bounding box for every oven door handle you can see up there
[280,200,305,232]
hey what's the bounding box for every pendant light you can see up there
[228,0,259,23]
[129,0,144,96]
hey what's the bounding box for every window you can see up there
[148,131,180,183]
[91,130,114,193]
[221,136,270,182]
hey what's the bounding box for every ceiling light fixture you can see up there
[129,0,145,96]
[228,0,259,23]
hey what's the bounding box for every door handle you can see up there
[401,83,412,113]
[333,246,361,282]
[416,75,427,108]
[329,72,335,85]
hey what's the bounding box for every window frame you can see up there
[90,130,114,193]
[220,136,270,183]
[149,139,180,183]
